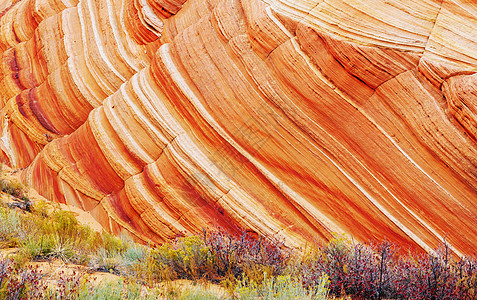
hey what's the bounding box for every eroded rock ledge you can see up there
[0,0,476,255]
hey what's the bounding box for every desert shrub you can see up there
[37,211,94,246]
[16,210,91,264]
[299,233,352,296]
[179,285,223,300]
[155,235,214,281]
[235,273,328,300]
[88,233,158,280]
[153,228,292,286]
[85,280,166,300]
[35,270,165,300]
[42,273,155,300]
[20,234,74,262]
[21,235,55,259]
[3,190,477,300]
[455,256,477,299]
[87,279,124,299]
[201,229,242,279]
[90,247,125,275]
[0,207,22,248]
[100,232,128,256]
[4,268,43,300]
[299,236,477,300]
[203,229,291,284]
[393,242,477,300]
[119,243,157,284]
[1,197,149,273]
[48,210,80,237]
[338,241,398,299]
[0,259,44,300]
[40,270,92,299]
[0,178,25,199]
[122,243,146,266]
[0,259,13,291]
[154,228,291,285]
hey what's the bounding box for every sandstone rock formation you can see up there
[0,0,476,255]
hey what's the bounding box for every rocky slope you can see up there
[0,0,476,255]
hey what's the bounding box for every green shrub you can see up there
[101,231,128,255]
[49,234,76,261]
[155,235,213,281]
[0,179,25,199]
[49,210,79,235]
[87,233,149,276]
[22,235,56,259]
[91,248,124,274]
[235,273,329,300]
[68,279,165,300]
[120,243,156,282]
[0,207,21,248]
[180,285,223,300]
[18,215,81,263]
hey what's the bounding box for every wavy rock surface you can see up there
[0,0,476,254]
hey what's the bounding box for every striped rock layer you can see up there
[0,0,476,255]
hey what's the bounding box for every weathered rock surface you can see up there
[0,0,476,254]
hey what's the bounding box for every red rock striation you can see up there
[0,0,476,255]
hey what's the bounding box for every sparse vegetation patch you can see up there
[0,173,475,299]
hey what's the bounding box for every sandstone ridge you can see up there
[0,0,476,255]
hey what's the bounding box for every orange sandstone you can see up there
[0,0,476,255]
